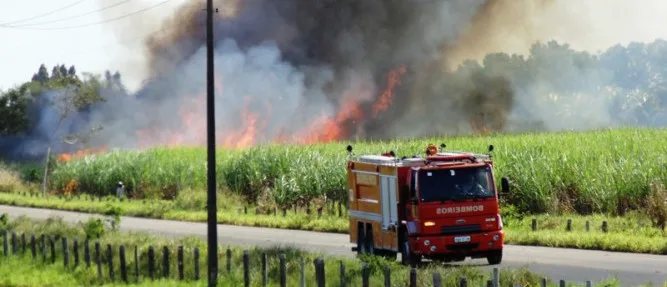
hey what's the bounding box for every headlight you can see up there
[493,234,500,241]
[424,240,431,246]
[430,246,436,252]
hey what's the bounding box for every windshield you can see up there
[418,166,495,202]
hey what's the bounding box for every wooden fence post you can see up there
[243,250,250,287]
[318,258,326,287]
[361,263,369,287]
[30,234,36,259]
[339,261,347,287]
[586,280,592,287]
[2,231,7,256]
[299,257,305,287]
[492,267,500,287]
[541,278,547,287]
[21,233,26,253]
[162,246,169,278]
[433,272,442,287]
[279,253,286,287]
[585,220,590,232]
[73,239,79,267]
[148,246,155,280]
[95,241,102,280]
[531,218,537,231]
[194,247,200,281]
[602,221,608,233]
[49,236,56,264]
[11,232,17,254]
[134,246,139,282]
[314,258,321,286]
[41,235,46,262]
[62,237,69,267]
[410,268,417,287]
[559,280,566,287]
[178,245,184,280]
[226,248,232,274]
[261,253,267,287]
[566,219,572,231]
[84,239,91,267]
[120,245,128,282]
[107,244,114,281]
[384,266,391,287]
[459,277,467,287]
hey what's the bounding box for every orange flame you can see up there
[470,116,490,136]
[57,146,109,162]
[372,65,407,117]
[101,65,410,156]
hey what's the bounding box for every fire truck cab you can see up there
[346,143,509,266]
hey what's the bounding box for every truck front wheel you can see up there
[399,230,421,266]
[486,249,502,265]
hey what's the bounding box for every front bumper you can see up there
[412,229,504,256]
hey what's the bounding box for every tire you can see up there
[365,226,375,255]
[399,230,421,266]
[356,225,366,256]
[486,249,502,265]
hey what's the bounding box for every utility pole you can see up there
[206,0,218,286]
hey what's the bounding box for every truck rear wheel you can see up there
[365,226,375,255]
[486,250,502,265]
[356,226,366,256]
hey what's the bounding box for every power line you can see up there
[0,0,87,26]
[3,0,135,28]
[0,0,172,31]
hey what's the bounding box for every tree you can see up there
[31,64,49,84]
[0,84,31,136]
[67,65,77,78]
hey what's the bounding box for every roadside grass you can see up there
[0,191,664,255]
[0,215,647,287]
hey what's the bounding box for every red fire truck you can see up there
[346,143,509,266]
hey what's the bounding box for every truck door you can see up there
[380,174,398,250]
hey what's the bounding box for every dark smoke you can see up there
[141,0,499,140]
[2,0,665,161]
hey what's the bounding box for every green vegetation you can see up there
[0,214,651,286]
[47,128,667,217]
[0,190,665,255]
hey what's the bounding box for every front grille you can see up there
[440,224,481,235]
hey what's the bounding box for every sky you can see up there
[2,0,667,94]
[0,0,187,93]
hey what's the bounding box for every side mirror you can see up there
[501,177,510,194]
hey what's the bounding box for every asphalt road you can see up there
[1,205,665,286]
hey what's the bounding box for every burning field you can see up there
[122,0,508,150]
[3,0,665,163]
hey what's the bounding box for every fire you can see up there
[61,65,410,160]
[470,116,490,136]
[373,65,407,116]
[57,146,109,162]
[220,100,264,148]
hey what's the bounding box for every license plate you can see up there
[454,236,471,243]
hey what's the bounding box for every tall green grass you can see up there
[48,128,667,215]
